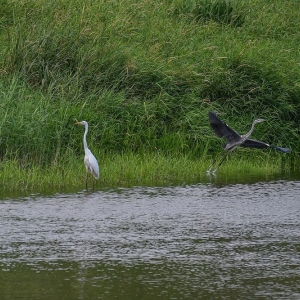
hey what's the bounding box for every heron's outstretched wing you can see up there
[241,138,291,153]
[208,112,241,143]
[240,138,270,149]
[270,146,291,153]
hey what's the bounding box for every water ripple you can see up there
[0,180,299,264]
[1,179,300,298]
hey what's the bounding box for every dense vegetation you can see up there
[0,0,299,190]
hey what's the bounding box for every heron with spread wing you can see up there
[207,112,291,173]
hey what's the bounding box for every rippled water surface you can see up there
[1,174,300,299]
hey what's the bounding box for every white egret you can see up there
[76,120,99,189]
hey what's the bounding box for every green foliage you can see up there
[0,0,299,190]
[0,0,14,31]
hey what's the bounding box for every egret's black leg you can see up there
[86,173,88,190]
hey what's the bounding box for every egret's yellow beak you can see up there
[75,121,82,125]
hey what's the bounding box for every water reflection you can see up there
[1,174,300,299]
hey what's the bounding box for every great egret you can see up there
[76,120,99,189]
[207,112,291,172]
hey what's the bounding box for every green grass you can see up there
[0,0,299,191]
[0,150,295,193]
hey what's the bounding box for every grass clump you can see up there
[194,0,245,27]
[0,0,13,31]
[174,0,245,27]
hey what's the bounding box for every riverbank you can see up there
[0,151,294,193]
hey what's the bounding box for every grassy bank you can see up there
[0,0,299,191]
[0,151,294,192]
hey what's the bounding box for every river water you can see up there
[0,172,300,299]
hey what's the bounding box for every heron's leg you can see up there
[207,155,218,172]
[86,172,88,190]
[207,151,226,172]
[213,148,238,172]
[212,152,229,172]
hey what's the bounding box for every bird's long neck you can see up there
[83,123,89,153]
[245,120,257,139]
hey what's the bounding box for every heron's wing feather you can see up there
[270,146,291,153]
[208,112,241,143]
[240,138,270,149]
[241,139,291,153]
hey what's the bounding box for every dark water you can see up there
[1,172,300,299]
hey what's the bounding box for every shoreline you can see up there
[0,152,294,194]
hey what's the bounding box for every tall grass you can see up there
[0,0,299,190]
